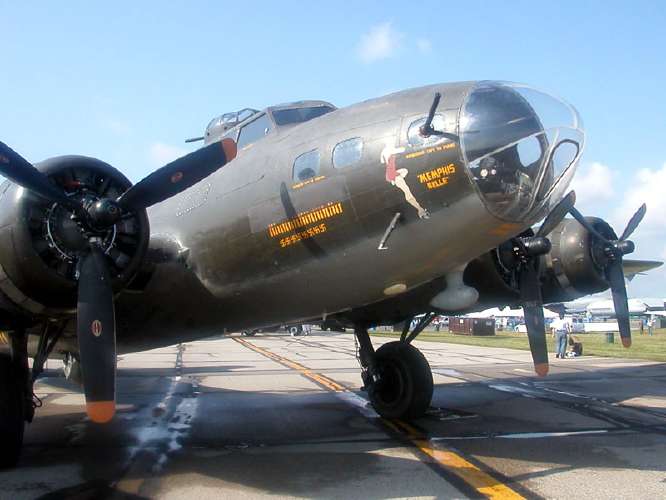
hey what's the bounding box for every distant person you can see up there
[567,335,583,357]
[551,313,569,359]
[648,317,655,336]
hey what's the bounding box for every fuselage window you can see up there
[332,137,363,169]
[293,149,320,182]
[237,114,272,150]
[407,114,447,146]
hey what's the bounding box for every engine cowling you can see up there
[463,217,615,309]
[539,217,615,303]
[0,156,149,318]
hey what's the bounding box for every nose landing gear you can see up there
[354,322,434,420]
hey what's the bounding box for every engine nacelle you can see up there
[540,217,614,303]
[464,217,615,310]
[0,156,149,319]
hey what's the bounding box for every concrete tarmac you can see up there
[1,331,665,499]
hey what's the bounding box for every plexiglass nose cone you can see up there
[460,82,584,222]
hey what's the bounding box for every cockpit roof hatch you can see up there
[203,100,336,145]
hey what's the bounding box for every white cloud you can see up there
[148,142,187,167]
[105,119,132,136]
[611,162,666,298]
[570,161,615,205]
[357,22,402,63]
[416,38,432,53]
[613,162,666,237]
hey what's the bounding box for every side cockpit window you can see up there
[293,149,320,182]
[237,114,272,150]
[407,114,448,146]
[333,137,363,168]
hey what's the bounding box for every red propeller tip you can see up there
[534,363,549,377]
[221,138,237,162]
[86,401,116,423]
[622,338,632,348]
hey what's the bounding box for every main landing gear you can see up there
[0,322,64,468]
[354,315,435,420]
[0,329,31,468]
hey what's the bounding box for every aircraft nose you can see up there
[460,82,584,222]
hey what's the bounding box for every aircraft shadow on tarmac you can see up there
[7,362,666,499]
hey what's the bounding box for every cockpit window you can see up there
[293,149,320,182]
[237,114,272,150]
[460,82,584,221]
[273,106,334,126]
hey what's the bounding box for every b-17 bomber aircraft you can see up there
[0,81,661,468]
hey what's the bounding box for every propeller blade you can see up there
[620,203,646,241]
[118,138,237,212]
[77,245,117,423]
[0,141,77,210]
[537,191,576,238]
[569,206,612,243]
[607,258,632,348]
[519,261,549,376]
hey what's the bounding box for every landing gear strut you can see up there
[0,329,30,468]
[354,320,434,420]
[0,322,65,469]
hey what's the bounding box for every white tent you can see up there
[587,298,648,316]
[466,307,558,319]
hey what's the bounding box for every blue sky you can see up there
[2,1,665,297]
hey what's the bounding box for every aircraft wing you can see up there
[622,259,663,280]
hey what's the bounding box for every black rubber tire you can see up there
[368,341,433,420]
[0,351,25,469]
[242,330,257,337]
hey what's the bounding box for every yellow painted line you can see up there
[0,331,8,345]
[415,440,524,500]
[383,418,523,498]
[234,336,525,499]
[234,337,346,392]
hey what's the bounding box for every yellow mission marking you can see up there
[234,336,526,499]
[405,142,456,160]
[292,175,326,190]
[280,223,327,248]
[267,201,344,238]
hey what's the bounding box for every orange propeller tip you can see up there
[534,363,549,377]
[622,338,632,348]
[86,401,116,423]
[221,138,237,162]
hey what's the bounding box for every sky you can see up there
[1,1,665,297]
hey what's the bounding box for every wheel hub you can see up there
[374,361,406,408]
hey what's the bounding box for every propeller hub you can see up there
[615,239,635,256]
[87,198,122,229]
[522,236,552,257]
[45,202,116,263]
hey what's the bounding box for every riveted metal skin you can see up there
[0,81,599,354]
